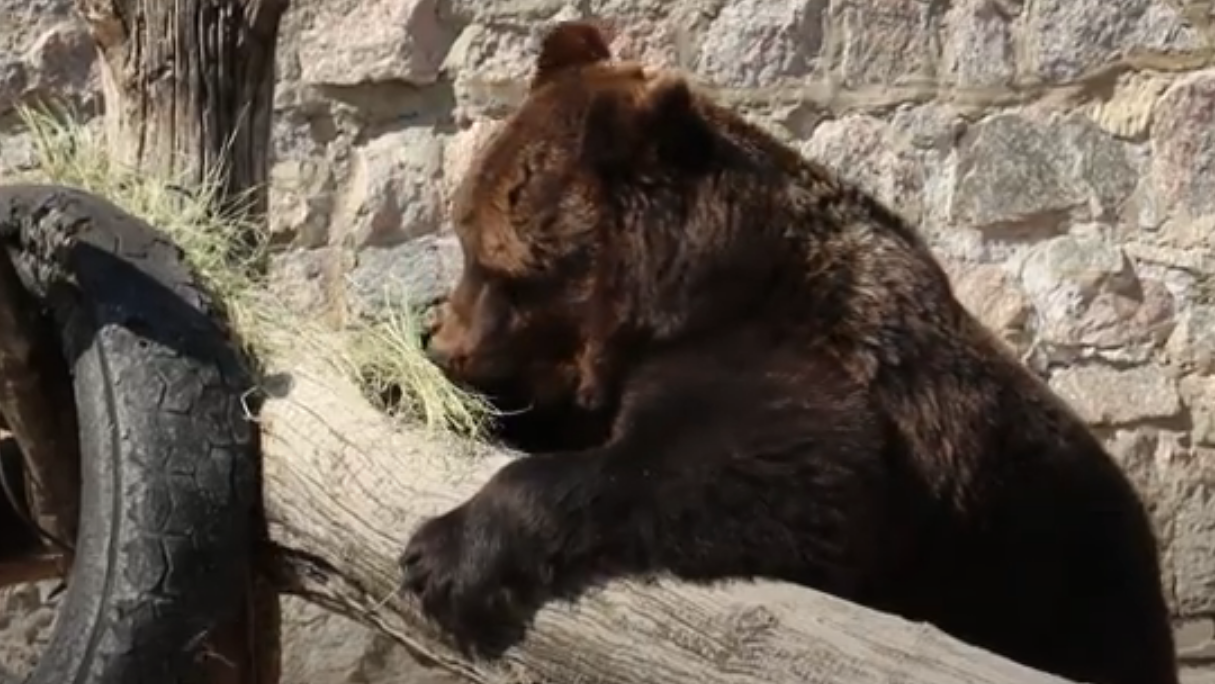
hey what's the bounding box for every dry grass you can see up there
[8,105,493,437]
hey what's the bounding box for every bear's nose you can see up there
[419,301,459,370]
[418,303,443,349]
[419,321,438,353]
[424,343,452,369]
[422,329,457,371]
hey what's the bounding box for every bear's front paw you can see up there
[399,502,549,657]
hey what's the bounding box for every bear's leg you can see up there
[399,362,889,656]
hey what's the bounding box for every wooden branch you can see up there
[257,348,1079,684]
[76,0,288,229]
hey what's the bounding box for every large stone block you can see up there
[0,18,96,117]
[941,0,1015,88]
[296,0,457,87]
[952,114,1081,232]
[1049,363,1181,426]
[1180,376,1215,448]
[1018,232,1174,355]
[802,113,927,224]
[946,262,1032,348]
[267,158,338,247]
[692,0,827,88]
[1168,459,1215,615]
[1167,304,1215,376]
[0,0,76,54]
[1151,71,1215,222]
[336,127,447,247]
[836,0,940,88]
[1062,115,1140,224]
[347,233,464,320]
[1026,0,1201,83]
[950,112,1139,232]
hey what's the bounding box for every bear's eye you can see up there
[498,263,573,306]
[507,182,524,209]
[506,159,534,210]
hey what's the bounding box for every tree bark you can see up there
[76,0,285,236]
[71,1,291,681]
[257,343,1079,684]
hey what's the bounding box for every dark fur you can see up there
[402,21,1178,684]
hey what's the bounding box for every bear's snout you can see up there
[422,303,465,373]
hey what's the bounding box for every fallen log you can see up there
[257,346,1078,684]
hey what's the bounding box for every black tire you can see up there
[0,183,260,684]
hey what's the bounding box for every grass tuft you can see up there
[8,104,494,438]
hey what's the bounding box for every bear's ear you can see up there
[531,21,613,90]
[582,75,714,174]
[639,76,714,168]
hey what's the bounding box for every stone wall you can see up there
[1,0,1214,682]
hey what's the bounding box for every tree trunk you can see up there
[77,0,285,244]
[72,1,290,681]
[256,340,1079,684]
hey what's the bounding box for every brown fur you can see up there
[403,21,1178,684]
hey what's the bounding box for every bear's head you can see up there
[426,20,765,414]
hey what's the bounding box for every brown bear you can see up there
[401,20,1179,684]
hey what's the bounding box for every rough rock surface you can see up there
[2,0,1214,681]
